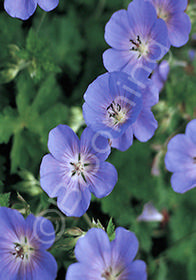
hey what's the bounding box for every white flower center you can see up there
[107,100,127,126]
[130,35,149,58]
[156,6,169,21]
[12,237,34,262]
[70,154,90,182]
[102,266,121,280]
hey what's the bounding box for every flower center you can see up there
[156,6,169,21]
[101,267,121,280]
[12,237,34,261]
[107,101,127,125]
[130,35,149,58]
[70,153,90,182]
[193,157,196,163]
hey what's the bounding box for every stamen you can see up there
[12,239,33,261]
[70,156,89,182]
[130,35,149,57]
[107,100,127,125]
[107,101,121,118]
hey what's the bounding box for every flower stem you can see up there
[83,213,93,228]
[155,230,196,262]
[36,12,47,34]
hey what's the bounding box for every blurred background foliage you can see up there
[0,0,196,279]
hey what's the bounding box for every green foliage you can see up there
[106,218,116,241]
[0,192,11,207]
[0,74,69,172]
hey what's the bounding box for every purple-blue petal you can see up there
[103,48,135,73]
[66,263,99,280]
[171,169,196,193]
[0,207,25,242]
[25,214,55,250]
[147,0,188,13]
[37,0,59,11]
[165,149,193,173]
[165,0,188,13]
[88,162,118,198]
[74,228,111,270]
[104,9,132,50]
[57,181,91,217]
[80,127,111,161]
[0,250,21,280]
[30,250,57,280]
[185,119,196,144]
[47,124,80,163]
[167,12,191,47]
[141,79,159,107]
[151,60,170,92]
[121,260,147,280]
[40,154,71,198]
[111,125,133,151]
[165,134,196,172]
[148,18,170,61]
[111,227,139,267]
[127,0,157,34]
[4,0,37,20]
[132,108,158,142]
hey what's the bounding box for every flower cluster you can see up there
[2,0,194,279]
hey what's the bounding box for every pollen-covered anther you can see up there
[107,101,127,125]
[102,267,117,280]
[70,161,85,177]
[130,35,149,57]
[12,239,34,261]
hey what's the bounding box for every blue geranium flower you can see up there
[83,71,158,151]
[0,207,57,280]
[4,0,59,20]
[165,119,196,193]
[40,125,117,217]
[83,71,143,141]
[103,0,170,83]
[146,0,191,47]
[66,227,147,280]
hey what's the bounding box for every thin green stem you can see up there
[155,230,196,262]
[36,12,47,34]
[83,213,93,228]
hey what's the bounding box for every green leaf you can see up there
[106,218,116,241]
[0,107,20,143]
[0,192,11,207]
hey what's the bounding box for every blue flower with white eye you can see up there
[4,0,59,20]
[66,227,147,280]
[165,119,196,193]
[40,125,117,217]
[146,0,191,47]
[83,71,158,152]
[83,71,143,141]
[103,0,169,82]
[0,207,57,280]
